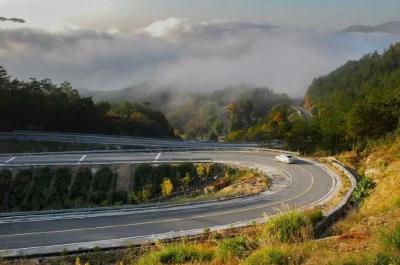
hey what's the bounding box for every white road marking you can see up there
[78,155,87,162]
[4,157,15,163]
[153,152,162,162]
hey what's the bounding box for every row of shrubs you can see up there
[0,166,117,211]
[0,163,229,212]
[128,163,227,202]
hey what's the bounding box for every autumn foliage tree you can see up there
[161,178,174,198]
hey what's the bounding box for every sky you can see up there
[0,0,399,97]
[1,0,400,31]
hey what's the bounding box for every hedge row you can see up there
[0,163,226,212]
[0,166,116,212]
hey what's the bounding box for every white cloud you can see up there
[144,17,191,38]
[0,18,399,97]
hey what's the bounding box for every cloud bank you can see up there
[0,18,399,97]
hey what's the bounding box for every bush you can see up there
[0,169,13,211]
[264,210,311,243]
[374,253,393,265]
[69,167,93,201]
[112,191,127,204]
[216,236,252,261]
[305,209,324,225]
[136,244,214,265]
[161,178,173,198]
[243,247,291,265]
[10,169,33,210]
[92,166,114,191]
[24,167,53,210]
[351,177,375,205]
[90,190,108,204]
[49,167,73,208]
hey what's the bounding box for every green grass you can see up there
[216,236,255,262]
[264,210,311,243]
[135,243,214,265]
[304,209,324,226]
[380,224,400,252]
[243,246,292,265]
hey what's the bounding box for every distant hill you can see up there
[343,21,400,35]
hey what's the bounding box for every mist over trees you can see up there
[0,67,175,138]
[87,85,291,140]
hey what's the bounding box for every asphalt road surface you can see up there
[0,151,335,252]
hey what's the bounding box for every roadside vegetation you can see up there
[0,163,268,212]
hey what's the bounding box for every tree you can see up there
[161,178,173,198]
[180,175,191,192]
[196,163,206,181]
[142,184,152,202]
[0,66,175,137]
[227,102,239,132]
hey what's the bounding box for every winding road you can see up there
[0,133,338,257]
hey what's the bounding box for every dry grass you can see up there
[218,171,268,196]
[170,168,269,204]
[333,136,400,235]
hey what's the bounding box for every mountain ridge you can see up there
[343,21,400,35]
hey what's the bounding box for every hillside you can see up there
[0,67,175,138]
[305,42,400,153]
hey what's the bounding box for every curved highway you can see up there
[0,149,336,257]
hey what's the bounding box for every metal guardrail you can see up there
[0,131,260,147]
[314,158,358,234]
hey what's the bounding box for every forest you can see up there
[305,42,400,153]
[0,67,175,138]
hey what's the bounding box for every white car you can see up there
[275,154,296,164]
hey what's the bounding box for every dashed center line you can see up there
[153,152,162,162]
[78,155,87,162]
[4,157,16,163]
[0,156,16,167]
